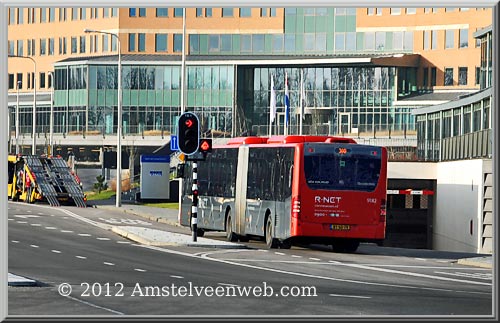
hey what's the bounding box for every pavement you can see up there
[8,197,493,286]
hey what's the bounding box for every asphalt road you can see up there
[8,202,493,318]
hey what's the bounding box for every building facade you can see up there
[7,7,493,160]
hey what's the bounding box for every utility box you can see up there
[140,155,170,199]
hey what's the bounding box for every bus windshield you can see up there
[304,143,382,192]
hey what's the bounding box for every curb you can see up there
[110,226,247,249]
[457,258,492,269]
[8,273,39,287]
[94,205,181,227]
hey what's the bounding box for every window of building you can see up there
[40,38,47,55]
[103,8,109,18]
[260,8,268,17]
[458,67,467,85]
[48,38,54,55]
[364,32,375,50]
[48,8,55,22]
[59,8,66,21]
[335,33,345,51]
[445,8,456,12]
[71,37,77,53]
[80,36,86,53]
[103,34,109,52]
[393,32,403,50]
[404,31,413,50]
[17,73,23,88]
[128,34,136,51]
[222,8,233,17]
[17,40,23,56]
[459,29,468,48]
[40,8,46,22]
[209,35,219,52]
[431,67,437,86]
[138,34,146,52]
[272,34,284,52]
[376,8,382,15]
[129,8,137,17]
[271,8,277,16]
[376,32,385,50]
[431,30,437,50]
[475,66,480,85]
[174,8,183,17]
[390,8,401,15]
[196,8,203,17]
[423,67,429,87]
[72,8,78,20]
[241,35,251,52]
[252,34,265,53]
[406,8,416,14]
[444,68,453,86]
[445,30,454,49]
[111,8,118,17]
[139,8,146,17]
[156,8,168,17]
[460,8,469,11]
[423,30,430,50]
[424,8,431,13]
[8,40,14,55]
[9,74,14,90]
[367,8,374,15]
[206,8,212,17]
[155,34,167,52]
[173,34,182,52]
[240,8,251,17]
[39,72,46,88]
[80,8,86,20]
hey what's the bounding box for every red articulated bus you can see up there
[179,135,388,252]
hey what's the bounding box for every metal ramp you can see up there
[44,157,87,208]
[23,155,62,206]
[23,155,86,207]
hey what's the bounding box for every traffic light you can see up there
[199,139,212,154]
[178,112,199,155]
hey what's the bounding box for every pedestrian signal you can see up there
[178,112,199,155]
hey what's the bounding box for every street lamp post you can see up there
[84,29,122,207]
[16,80,21,154]
[48,71,54,156]
[9,55,37,154]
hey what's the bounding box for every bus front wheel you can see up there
[265,216,279,249]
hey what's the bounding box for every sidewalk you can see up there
[89,198,245,249]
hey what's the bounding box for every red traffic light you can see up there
[185,119,194,128]
[199,139,212,153]
[178,112,200,155]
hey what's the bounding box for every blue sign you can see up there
[149,170,163,177]
[170,135,179,151]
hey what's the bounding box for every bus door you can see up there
[273,148,294,239]
[234,146,250,236]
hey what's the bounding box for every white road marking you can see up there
[329,294,371,299]
[218,283,240,287]
[135,245,491,294]
[30,223,41,227]
[30,245,39,248]
[117,241,131,244]
[78,233,92,237]
[257,249,268,252]
[11,240,19,243]
[134,268,147,272]
[45,227,57,230]
[103,262,115,266]
[274,252,285,256]
[51,250,62,254]
[62,295,124,315]
[76,256,87,259]
[14,214,40,219]
[37,212,44,215]
[8,218,14,221]
[434,271,492,280]
[414,258,426,261]
[309,257,321,261]
[60,230,74,233]
[291,255,302,258]
[96,238,111,241]
[16,221,27,224]
[170,275,184,279]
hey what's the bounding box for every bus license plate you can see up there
[330,224,350,231]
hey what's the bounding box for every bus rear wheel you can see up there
[225,213,238,242]
[265,216,279,249]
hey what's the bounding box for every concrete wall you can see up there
[434,159,486,253]
[388,160,488,253]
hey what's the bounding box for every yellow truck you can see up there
[8,154,86,207]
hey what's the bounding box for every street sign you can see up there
[170,135,179,151]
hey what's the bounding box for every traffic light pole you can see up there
[192,162,198,242]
